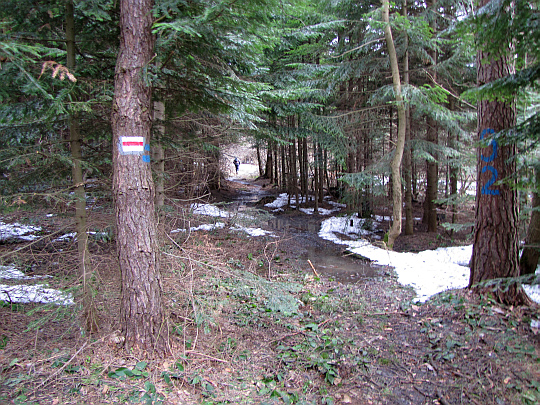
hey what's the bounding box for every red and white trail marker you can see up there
[120,136,144,153]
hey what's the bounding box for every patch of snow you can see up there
[319,216,540,304]
[54,232,77,242]
[231,226,275,237]
[171,222,226,233]
[328,200,347,208]
[0,265,51,280]
[523,282,540,304]
[264,193,289,209]
[191,203,231,218]
[0,221,41,242]
[0,284,74,305]
[319,215,379,240]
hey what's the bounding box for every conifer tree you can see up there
[112,0,167,353]
[469,0,531,305]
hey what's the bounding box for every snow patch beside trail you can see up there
[319,216,540,304]
[169,204,276,238]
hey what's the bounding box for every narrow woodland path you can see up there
[220,177,387,284]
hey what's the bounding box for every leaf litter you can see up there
[0,178,538,404]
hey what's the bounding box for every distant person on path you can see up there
[233,157,240,174]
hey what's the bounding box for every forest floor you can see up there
[0,178,539,405]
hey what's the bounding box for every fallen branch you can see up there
[185,350,228,363]
[307,260,319,277]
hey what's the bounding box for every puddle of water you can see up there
[304,247,382,283]
[267,217,320,234]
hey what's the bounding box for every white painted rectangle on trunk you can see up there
[120,136,144,153]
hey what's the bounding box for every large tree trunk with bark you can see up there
[112,0,168,354]
[470,0,531,305]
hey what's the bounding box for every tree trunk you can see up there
[318,144,325,204]
[448,99,459,226]
[153,101,165,208]
[403,0,413,235]
[314,140,319,214]
[66,0,99,333]
[520,167,540,275]
[470,0,531,305]
[423,0,438,232]
[382,0,407,250]
[265,140,273,180]
[112,0,167,354]
[280,144,286,191]
[424,117,438,232]
[256,143,264,177]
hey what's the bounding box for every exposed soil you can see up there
[0,179,539,405]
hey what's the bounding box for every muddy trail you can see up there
[219,178,386,284]
[0,178,539,405]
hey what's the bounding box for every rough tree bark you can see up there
[469,0,531,305]
[112,0,168,354]
[382,0,407,249]
[152,101,165,208]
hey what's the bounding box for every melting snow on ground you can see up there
[0,265,74,305]
[319,214,540,304]
[0,221,41,242]
[170,204,275,238]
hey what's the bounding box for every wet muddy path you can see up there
[225,178,385,283]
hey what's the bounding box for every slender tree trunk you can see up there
[314,140,319,214]
[318,144,325,204]
[449,99,459,226]
[112,0,167,354]
[303,138,309,202]
[424,0,438,232]
[520,167,540,275]
[470,0,531,305]
[280,144,286,191]
[403,0,413,235]
[265,140,273,180]
[382,0,407,249]
[256,143,264,177]
[424,117,438,232]
[66,0,98,333]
